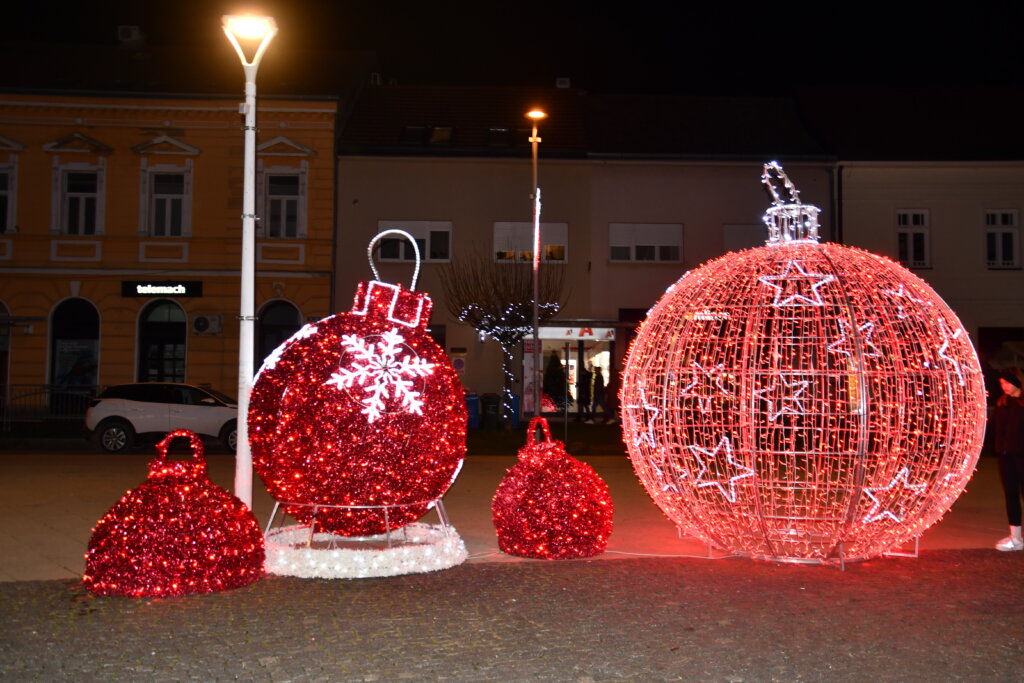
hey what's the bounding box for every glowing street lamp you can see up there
[223,13,278,508]
[526,108,546,418]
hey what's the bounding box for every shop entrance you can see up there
[524,324,616,422]
[137,299,186,382]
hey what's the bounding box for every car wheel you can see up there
[221,420,238,453]
[97,419,135,453]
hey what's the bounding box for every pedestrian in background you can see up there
[592,367,610,423]
[992,367,1024,551]
[578,364,593,423]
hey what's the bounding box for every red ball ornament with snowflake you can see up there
[620,163,987,564]
[249,231,467,536]
[83,430,265,597]
[493,417,614,559]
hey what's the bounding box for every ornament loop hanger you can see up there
[367,229,421,291]
[149,429,208,479]
[155,429,205,461]
[762,160,802,207]
[525,416,554,447]
[761,161,821,244]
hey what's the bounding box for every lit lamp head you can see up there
[222,14,278,67]
[526,109,546,145]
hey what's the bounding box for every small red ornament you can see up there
[492,417,614,559]
[83,430,265,597]
[249,231,467,537]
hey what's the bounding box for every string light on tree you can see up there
[249,231,467,537]
[438,246,565,424]
[620,162,987,564]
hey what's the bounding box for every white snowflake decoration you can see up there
[325,327,436,423]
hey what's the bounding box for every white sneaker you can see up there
[995,535,1024,551]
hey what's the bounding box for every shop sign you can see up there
[538,326,615,341]
[122,281,203,298]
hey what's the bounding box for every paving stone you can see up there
[1,551,1022,680]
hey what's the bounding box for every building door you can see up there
[49,297,99,388]
[137,299,186,382]
[256,300,302,371]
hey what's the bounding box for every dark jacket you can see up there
[992,394,1024,455]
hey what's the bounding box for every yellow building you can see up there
[0,93,337,405]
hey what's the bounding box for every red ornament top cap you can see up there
[148,429,207,482]
[352,280,432,329]
[357,229,433,328]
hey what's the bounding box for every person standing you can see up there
[992,368,1024,551]
[592,367,609,422]
[578,364,593,423]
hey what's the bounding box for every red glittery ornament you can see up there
[249,279,467,536]
[83,430,265,597]
[492,417,614,559]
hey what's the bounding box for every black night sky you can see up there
[3,1,1022,96]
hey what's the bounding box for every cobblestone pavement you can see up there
[2,550,1022,681]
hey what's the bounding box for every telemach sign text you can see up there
[121,281,203,298]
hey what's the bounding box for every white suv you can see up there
[85,383,238,453]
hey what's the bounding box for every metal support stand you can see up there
[263,497,466,579]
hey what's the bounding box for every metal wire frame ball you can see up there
[620,240,987,563]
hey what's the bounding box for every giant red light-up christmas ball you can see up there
[249,241,467,537]
[83,430,265,597]
[620,163,987,563]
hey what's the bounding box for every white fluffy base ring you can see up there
[265,523,468,579]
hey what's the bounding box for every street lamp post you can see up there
[223,14,278,508]
[526,109,546,419]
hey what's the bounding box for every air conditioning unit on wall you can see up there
[192,315,223,335]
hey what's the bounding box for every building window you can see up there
[266,175,299,238]
[896,210,930,268]
[609,223,683,262]
[493,222,568,263]
[0,165,13,234]
[986,210,1019,269]
[377,220,451,262]
[399,126,428,144]
[138,159,192,238]
[258,164,307,239]
[60,169,101,235]
[486,127,512,146]
[50,297,99,388]
[428,126,454,145]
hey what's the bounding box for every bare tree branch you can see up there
[437,245,568,423]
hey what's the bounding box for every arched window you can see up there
[257,300,302,371]
[50,297,100,388]
[137,299,186,382]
